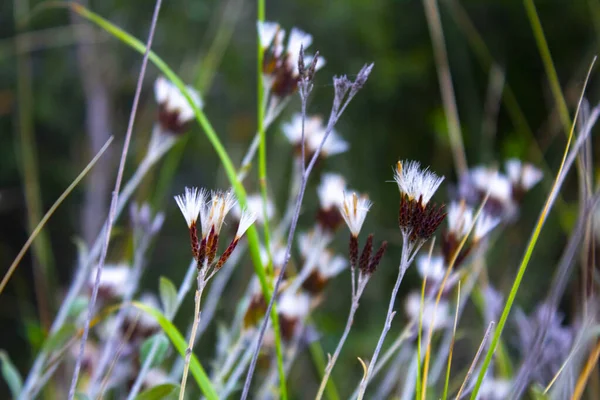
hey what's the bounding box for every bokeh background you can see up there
[1,0,599,397]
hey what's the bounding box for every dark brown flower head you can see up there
[352,233,388,275]
[394,160,446,242]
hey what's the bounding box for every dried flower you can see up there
[405,291,450,331]
[258,22,325,98]
[174,187,206,229]
[446,201,473,239]
[356,234,388,275]
[505,159,543,200]
[90,263,133,300]
[479,378,512,400]
[282,114,349,160]
[302,251,348,294]
[416,254,446,283]
[473,211,501,242]
[154,76,202,134]
[316,173,347,231]
[340,192,372,238]
[278,291,311,341]
[395,160,446,242]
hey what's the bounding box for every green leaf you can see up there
[140,333,170,369]
[67,296,89,319]
[41,323,77,354]
[131,302,218,400]
[0,350,22,398]
[134,383,179,400]
[159,276,178,318]
[74,393,90,400]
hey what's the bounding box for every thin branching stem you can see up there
[68,1,163,397]
[316,274,370,400]
[179,268,209,399]
[357,237,418,399]
[455,321,495,399]
[241,65,373,400]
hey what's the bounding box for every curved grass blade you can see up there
[132,301,218,400]
[0,136,113,295]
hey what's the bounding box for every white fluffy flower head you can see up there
[200,190,237,238]
[340,192,372,237]
[446,201,473,238]
[174,187,206,228]
[394,160,444,205]
[154,76,202,126]
[474,211,501,241]
[235,210,257,239]
[505,159,543,191]
[416,254,446,282]
[317,174,347,210]
[405,292,450,331]
[278,291,311,319]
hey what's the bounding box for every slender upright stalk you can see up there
[179,271,208,399]
[357,239,417,399]
[240,65,374,400]
[68,1,163,397]
[316,276,369,400]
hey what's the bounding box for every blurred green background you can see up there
[1,0,599,397]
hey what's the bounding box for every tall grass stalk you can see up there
[67,1,163,397]
[469,63,599,399]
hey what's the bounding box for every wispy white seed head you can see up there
[298,228,333,260]
[505,159,543,191]
[479,378,512,400]
[470,166,512,204]
[236,210,257,238]
[339,192,372,237]
[446,201,473,238]
[257,21,282,49]
[416,254,446,282]
[405,291,450,331]
[394,160,444,205]
[474,211,501,241]
[174,186,206,228]
[91,263,132,298]
[287,27,313,71]
[278,291,311,319]
[154,76,202,125]
[317,251,348,278]
[307,128,349,157]
[201,189,237,237]
[317,173,347,210]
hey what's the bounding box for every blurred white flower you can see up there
[91,263,133,299]
[446,201,473,238]
[505,158,543,192]
[154,76,202,133]
[317,174,347,210]
[232,194,274,225]
[282,113,348,158]
[416,254,446,282]
[405,291,450,331]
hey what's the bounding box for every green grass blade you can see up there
[63,3,286,385]
[0,137,114,295]
[132,302,218,400]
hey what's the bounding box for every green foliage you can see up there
[0,351,22,399]
[140,334,170,369]
[158,276,178,318]
[134,383,179,400]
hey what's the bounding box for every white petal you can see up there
[416,255,446,282]
[287,27,313,71]
[278,291,311,319]
[257,21,281,48]
[236,210,257,238]
[317,173,347,210]
[174,186,205,227]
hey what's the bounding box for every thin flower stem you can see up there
[179,271,208,400]
[68,1,162,397]
[126,259,197,400]
[88,217,158,396]
[455,321,495,400]
[241,64,373,400]
[241,68,369,400]
[357,239,416,399]
[316,276,369,400]
[442,281,460,400]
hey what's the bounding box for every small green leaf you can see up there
[159,276,178,318]
[0,351,22,399]
[67,296,89,318]
[41,323,77,354]
[131,302,218,400]
[140,333,169,369]
[74,393,90,400]
[134,383,179,400]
